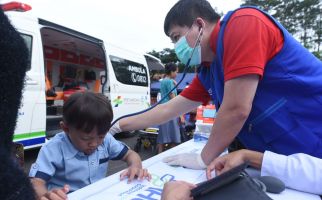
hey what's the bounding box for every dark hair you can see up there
[165,63,178,75]
[164,0,221,36]
[63,91,113,135]
[0,8,36,200]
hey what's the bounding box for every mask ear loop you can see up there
[188,27,203,64]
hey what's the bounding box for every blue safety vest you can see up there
[198,7,322,157]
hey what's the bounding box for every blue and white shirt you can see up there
[29,132,128,192]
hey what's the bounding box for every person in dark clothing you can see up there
[0,7,36,200]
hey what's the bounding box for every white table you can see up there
[68,140,320,200]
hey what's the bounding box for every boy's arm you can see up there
[30,177,48,199]
[30,178,69,200]
[121,149,142,168]
[120,150,151,183]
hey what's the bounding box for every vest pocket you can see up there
[247,98,295,143]
[248,98,287,133]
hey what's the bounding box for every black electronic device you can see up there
[191,162,273,200]
[256,176,285,194]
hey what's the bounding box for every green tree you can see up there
[146,48,178,64]
[242,0,322,59]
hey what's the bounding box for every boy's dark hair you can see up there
[0,7,36,200]
[164,0,221,36]
[63,92,113,135]
[165,62,178,75]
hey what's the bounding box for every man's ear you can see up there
[60,121,69,134]
[195,17,205,31]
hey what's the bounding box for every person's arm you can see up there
[262,151,322,195]
[201,74,259,164]
[30,178,69,200]
[122,149,142,168]
[119,95,200,132]
[169,93,176,99]
[119,149,151,183]
[162,75,259,170]
[208,150,322,195]
[206,149,263,178]
[30,178,48,199]
[169,80,177,99]
[29,139,70,200]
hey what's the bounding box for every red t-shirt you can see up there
[180,8,284,104]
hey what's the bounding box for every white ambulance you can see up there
[1,2,163,149]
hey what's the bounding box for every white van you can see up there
[1,2,162,149]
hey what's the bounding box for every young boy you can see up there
[29,92,150,200]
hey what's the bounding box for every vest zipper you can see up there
[248,98,287,133]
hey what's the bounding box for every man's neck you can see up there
[201,22,217,62]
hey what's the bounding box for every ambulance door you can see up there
[100,43,110,98]
[107,54,150,121]
[14,26,46,149]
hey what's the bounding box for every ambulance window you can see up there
[110,55,148,87]
[20,33,32,71]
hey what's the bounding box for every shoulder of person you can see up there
[233,8,266,18]
[40,132,66,152]
[101,134,128,155]
[161,78,172,84]
[232,8,275,27]
[102,133,120,146]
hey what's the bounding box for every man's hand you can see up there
[120,166,151,183]
[161,181,196,200]
[40,185,69,200]
[163,153,207,170]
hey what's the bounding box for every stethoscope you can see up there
[110,28,203,127]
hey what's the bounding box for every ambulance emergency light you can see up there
[0,2,32,12]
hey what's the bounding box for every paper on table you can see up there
[69,141,208,200]
[68,140,320,200]
[267,188,321,200]
[84,162,206,200]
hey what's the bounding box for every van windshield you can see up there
[110,55,148,87]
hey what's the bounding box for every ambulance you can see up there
[1,2,163,149]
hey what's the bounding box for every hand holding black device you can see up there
[191,162,277,200]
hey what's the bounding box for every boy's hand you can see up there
[41,185,69,200]
[120,166,151,183]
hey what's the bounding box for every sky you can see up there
[2,0,242,54]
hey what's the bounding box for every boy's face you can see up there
[60,121,106,155]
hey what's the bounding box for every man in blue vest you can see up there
[111,0,322,170]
